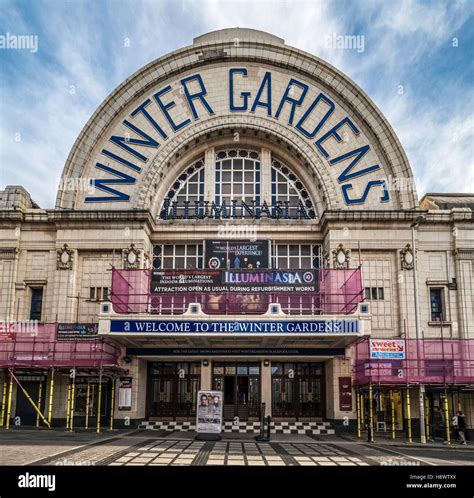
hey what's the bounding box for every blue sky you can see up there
[0,0,473,207]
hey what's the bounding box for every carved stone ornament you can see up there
[332,244,350,269]
[123,244,140,269]
[400,244,414,270]
[57,244,73,270]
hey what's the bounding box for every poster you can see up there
[118,377,133,410]
[150,269,223,293]
[339,377,352,411]
[369,339,406,359]
[56,323,100,341]
[205,240,269,269]
[196,390,223,434]
[150,269,318,293]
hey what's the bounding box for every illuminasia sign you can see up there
[160,198,313,220]
[150,269,318,293]
[109,319,360,334]
[369,339,406,359]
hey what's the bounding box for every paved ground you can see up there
[0,429,473,467]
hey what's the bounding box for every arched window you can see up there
[161,149,316,219]
[271,158,315,219]
[165,158,205,218]
[215,149,261,205]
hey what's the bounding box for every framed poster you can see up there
[339,377,352,411]
[369,339,406,359]
[118,377,133,410]
[205,240,269,270]
[196,390,223,434]
[56,323,100,341]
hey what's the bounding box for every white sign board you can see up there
[196,390,223,434]
[118,377,132,410]
[369,339,406,359]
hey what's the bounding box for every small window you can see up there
[89,287,109,302]
[430,288,445,321]
[29,288,44,321]
[364,287,384,300]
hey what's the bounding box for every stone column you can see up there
[201,360,212,390]
[204,147,215,202]
[261,360,272,416]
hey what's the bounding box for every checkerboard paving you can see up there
[138,420,335,435]
[108,440,371,466]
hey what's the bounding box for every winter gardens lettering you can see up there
[85,68,389,209]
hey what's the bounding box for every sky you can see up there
[0,0,473,208]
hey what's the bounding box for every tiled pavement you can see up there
[107,439,371,466]
[6,430,466,467]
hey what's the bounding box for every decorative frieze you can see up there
[0,247,17,259]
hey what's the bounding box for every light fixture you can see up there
[203,360,209,367]
[264,360,270,367]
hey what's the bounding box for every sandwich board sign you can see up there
[196,390,223,434]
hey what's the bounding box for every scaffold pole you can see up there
[109,378,116,431]
[406,388,412,443]
[444,390,451,444]
[69,371,76,432]
[356,389,361,438]
[65,384,71,430]
[47,369,54,425]
[5,372,13,430]
[0,374,7,427]
[390,390,395,440]
[85,383,90,430]
[97,368,103,433]
[368,383,374,442]
[36,381,43,428]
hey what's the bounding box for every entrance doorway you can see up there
[271,362,325,419]
[14,375,46,426]
[426,389,460,424]
[147,362,201,419]
[212,362,260,420]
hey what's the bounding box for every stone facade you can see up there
[0,29,473,434]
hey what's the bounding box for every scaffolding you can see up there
[352,338,474,443]
[0,323,122,431]
[110,267,364,316]
[353,338,474,386]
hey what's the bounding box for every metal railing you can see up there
[353,338,474,386]
[0,323,121,368]
[111,268,364,316]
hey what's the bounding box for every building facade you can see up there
[0,28,473,436]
